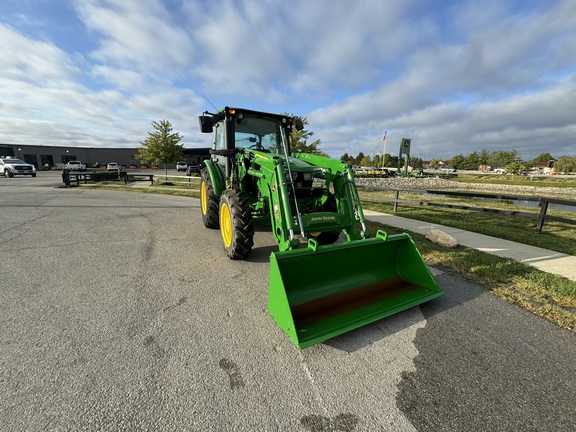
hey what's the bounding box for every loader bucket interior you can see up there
[268,231,443,348]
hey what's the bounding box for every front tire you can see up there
[200,168,219,229]
[6,169,14,178]
[219,189,254,260]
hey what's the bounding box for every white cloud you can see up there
[76,0,194,73]
[0,24,81,85]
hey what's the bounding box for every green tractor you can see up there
[199,107,442,348]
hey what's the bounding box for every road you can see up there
[1,172,575,431]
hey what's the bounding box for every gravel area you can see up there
[355,176,576,200]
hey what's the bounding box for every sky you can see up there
[1,0,575,162]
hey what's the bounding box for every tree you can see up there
[410,156,423,170]
[477,149,491,165]
[136,120,184,175]
[488,150,521,168]
[289,116,327,156]
[463,152,481,170]
[533,153,555,163]
[340,153,353,164]
[553,156,576,173]
[354,152,365,166]
[449,154,466,169]
[505,160,526,175]
[359,155,372,167]
[386,154,399,168]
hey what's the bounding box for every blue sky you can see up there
[1,0,575,161]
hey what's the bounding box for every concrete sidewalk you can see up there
[363,210,576,281]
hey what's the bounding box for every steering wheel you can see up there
[248,144,272,153]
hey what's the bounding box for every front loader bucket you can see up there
[268,231,443,348]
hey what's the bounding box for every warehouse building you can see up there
[0,143,210,169]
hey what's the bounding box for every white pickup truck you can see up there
[0,157,37,177]
[65,161,87,171]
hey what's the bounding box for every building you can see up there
[531,160,555,175]
[0,143,210,169]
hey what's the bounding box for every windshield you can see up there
[2,159,25,164]
[234,117,288,154]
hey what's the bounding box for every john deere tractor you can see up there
[199,107,442,348]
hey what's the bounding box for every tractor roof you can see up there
[209,107,293,123]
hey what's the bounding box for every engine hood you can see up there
[285,156,315,172]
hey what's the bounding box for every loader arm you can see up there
[292,152,368,240]
[242,150,301,251]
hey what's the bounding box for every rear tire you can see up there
[200,168,219,229]
[219,189,254,260]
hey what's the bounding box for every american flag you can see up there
[381,130,387,142]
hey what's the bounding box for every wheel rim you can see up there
[201,181,207,215]
[220,202,233,247]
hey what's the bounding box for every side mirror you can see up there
[199,116,213,133]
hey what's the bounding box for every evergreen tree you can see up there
[449,154,466,169]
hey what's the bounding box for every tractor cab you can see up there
[199,106,301,153]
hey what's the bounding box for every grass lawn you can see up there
[359,195,576,256]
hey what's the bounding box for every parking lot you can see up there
[1,173,575,431]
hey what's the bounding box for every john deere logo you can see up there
[310,215,337,222]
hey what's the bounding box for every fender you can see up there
[203,159,225,197]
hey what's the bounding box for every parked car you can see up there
[176,161,188,172]
[185,165,201,176]
[65,161,87,171]
[440,167,457,172]
[0,157,37,177]
[107,162,120,171]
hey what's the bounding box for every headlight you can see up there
[302,172,313,181]
[285,170,298,181]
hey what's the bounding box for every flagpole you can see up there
[381,130,387,168]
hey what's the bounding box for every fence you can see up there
[360,188,576,234]
[153,174,200,188]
